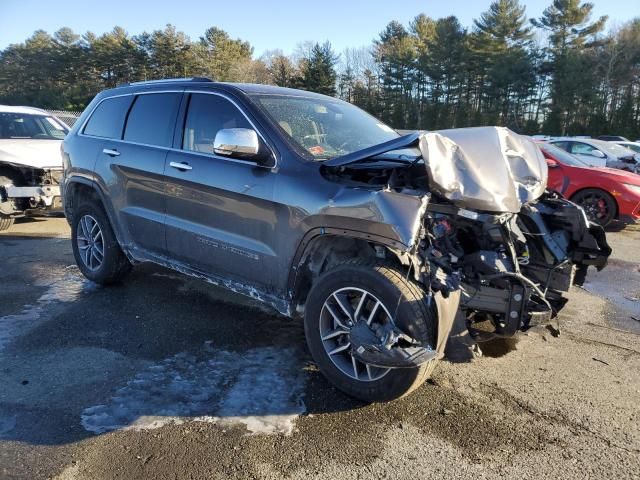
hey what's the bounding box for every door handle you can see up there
[102,148,120,157]
[169,161,193,171]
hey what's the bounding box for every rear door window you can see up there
[83,96,134,139]
[182,93,251,155]
[124,93,182,147]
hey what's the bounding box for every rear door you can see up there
[91,91,182,255]
[163,92,278,290]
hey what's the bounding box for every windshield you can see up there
[0,112,69,140]
[619,143,640,153]
[250,94,399,159]
[596,140,636,157]
[540,143,588,167]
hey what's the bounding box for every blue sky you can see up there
[0,0,634,56]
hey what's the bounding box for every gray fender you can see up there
[286,226,411,298]
[63,176,126,247]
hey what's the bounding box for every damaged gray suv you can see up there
[62,78,611,402]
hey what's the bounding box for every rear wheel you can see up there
[304,260,437,402]
[0,215,14,231]
[71,202,131,284]
[571,189,617,226]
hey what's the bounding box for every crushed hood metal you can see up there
[327,127,548,213]
[0,139,64,169]
[424,127,547,213]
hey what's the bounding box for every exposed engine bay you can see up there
[323,127,611,350]
[419,193,609,341]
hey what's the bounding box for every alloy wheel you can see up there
[319,287,392,382]
[580,193,610,223]
[76,214,105,271]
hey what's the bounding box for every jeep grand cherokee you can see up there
[62,78,610,402]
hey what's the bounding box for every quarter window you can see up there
[551,141,569,151]
[83,96,134,139]
[124,93,181,147]
[182,94,251,154]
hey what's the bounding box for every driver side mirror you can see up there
[214,128,275,167]
[546,158,559,168]
[590,150,606,159]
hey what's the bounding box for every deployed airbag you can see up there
[421,127,547,213]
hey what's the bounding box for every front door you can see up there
[163,92,278,290]
[569,142,607,168]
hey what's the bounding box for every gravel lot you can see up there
[1,217,639,480]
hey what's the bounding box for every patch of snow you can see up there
[213,348,306,435]
[81,346,306,436]
[0,267,95,351]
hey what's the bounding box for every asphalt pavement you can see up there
[1,217,639,479]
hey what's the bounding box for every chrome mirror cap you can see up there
[214,128,260,157]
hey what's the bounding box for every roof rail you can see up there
[119,77,214,87]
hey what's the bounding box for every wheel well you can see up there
[569,187,619,218]
[64,181,104,222]
[290,235,409,315]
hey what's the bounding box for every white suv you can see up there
[0,105,69,231]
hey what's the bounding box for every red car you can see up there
[539,142,640,226]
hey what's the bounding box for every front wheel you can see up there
[304,260,438,402]
[571,189,617,227]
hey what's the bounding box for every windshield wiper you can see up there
[323,133,421,167]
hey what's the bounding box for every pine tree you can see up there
[375,21,417,127]
[531,0,608,133]
[471,0,535,125]
[299,42,338,96]
[196,27,253,81]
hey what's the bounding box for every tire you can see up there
[71,201,131,284]
[571,188,617,226]
[0,215,14,231]
[304,259,437,402]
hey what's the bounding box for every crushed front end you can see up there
[417,193,610,342]
[325,126,611,347]
[0,163,64,217]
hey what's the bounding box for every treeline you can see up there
[1,0,639,138]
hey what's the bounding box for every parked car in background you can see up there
[616,141,640,154]
[61,79,610,402]
[597,135,629,142]
[0,105,69,231]
[549,137,639,173]
[539,142,640,226]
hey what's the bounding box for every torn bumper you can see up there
[0,184,62,215]
[349,290,460,369]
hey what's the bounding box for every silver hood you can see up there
[326,126,548,213]
[423,127,548,213]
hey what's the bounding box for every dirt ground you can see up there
[1,217,638,480]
